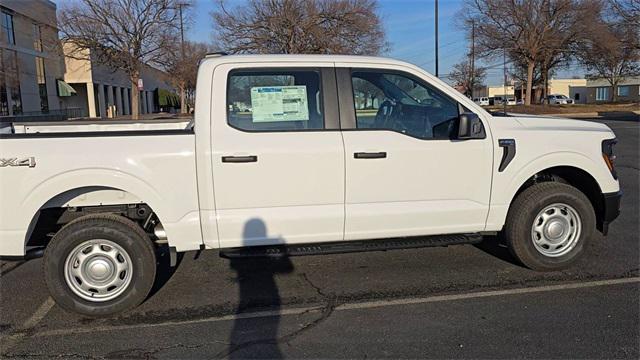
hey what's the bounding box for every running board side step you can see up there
[219,233,483,259]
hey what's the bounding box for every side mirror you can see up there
[457,113,486,140]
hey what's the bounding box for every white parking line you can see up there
[30,276,640,338]
[34,305,325,337]
[0,297,55,354]
[21,297,55,329]
[337,276,640,311]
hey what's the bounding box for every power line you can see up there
[398,37,467,61]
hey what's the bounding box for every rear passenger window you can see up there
[227,70,324,131]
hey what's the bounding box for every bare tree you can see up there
[211,0,387,55]
[164,41,211,112]
[462,0,584,105]
[58,0,182,119]
[575,3,640,101]
[610,0,640,29]
[448,60,486,97]
[509,57,548,103]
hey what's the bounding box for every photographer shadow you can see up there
[227,218,294,359]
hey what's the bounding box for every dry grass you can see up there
[485,102,639,115]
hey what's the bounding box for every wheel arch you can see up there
[22,170,168,252]
[486,149,612,234]
[507,165,605,232]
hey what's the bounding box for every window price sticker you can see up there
[250,86,309,122]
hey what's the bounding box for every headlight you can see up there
[602,138,618,180]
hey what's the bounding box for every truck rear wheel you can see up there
[43,214,156,317]
[504,182,595,271]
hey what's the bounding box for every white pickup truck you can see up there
[0,55,621,317]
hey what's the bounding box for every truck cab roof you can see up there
[201,53,418,67]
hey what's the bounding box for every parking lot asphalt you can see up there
[1,118,638,359]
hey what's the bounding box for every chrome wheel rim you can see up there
[64,239,133,302]
[531,203,582,257]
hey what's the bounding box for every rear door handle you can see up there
[221,155,258,163]
[354,152,387,159]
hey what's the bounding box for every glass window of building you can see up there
[36,57,49,112]
[595,87,609,101]
[617,85,630,97]
[2,49,21,115]
[10,82,21,114]
[0,49,6,116]
[0,84,8,116]
[33,24,42,51]
[1,12,15,45]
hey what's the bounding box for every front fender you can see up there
[507,151,604,197]
[485,151,616,231]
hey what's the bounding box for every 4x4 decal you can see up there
[0,157,36,168]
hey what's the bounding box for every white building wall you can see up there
[569,86,588,104]
[63,45,176,118]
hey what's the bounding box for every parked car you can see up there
[548,94,574,105]
[491,96,515,105]
[516,99,525,105]
[473,97,489,106]
[0,54,621,317]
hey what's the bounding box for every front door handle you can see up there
[221,155,258,163]
[354,152,387,159]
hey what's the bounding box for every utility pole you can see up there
[435,0,439,77]
[470,20,475,98]
[503,47,507,115]
[179,4,185,57]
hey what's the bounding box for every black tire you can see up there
[504,182,595,271]
[43,214,156,317]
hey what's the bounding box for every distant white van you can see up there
[473,97,489,106]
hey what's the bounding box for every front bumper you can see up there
[600,191,622,235]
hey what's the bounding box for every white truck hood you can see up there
[509,115,612,133]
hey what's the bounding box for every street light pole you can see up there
[503,47,507,115]
[178,3,186,114]
[470,20,475,98]
[435,0,439,77]
[179,4,185,59]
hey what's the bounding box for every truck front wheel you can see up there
[43,214,156,317]
[504,182,596,271]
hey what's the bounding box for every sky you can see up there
[188,0,479,82]
[55,0,584,86]
[186,0,586,85]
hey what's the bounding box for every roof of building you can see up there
[586,76,640,87]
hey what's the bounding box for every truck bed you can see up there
[0,124,201,256]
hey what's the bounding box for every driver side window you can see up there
[350,70,460,140]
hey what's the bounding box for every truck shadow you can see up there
[596,111,640,122]
[148,246,184,299]
[226,218,294,359]
[474,235,524,268]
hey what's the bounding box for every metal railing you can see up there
[0,108,87,123]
